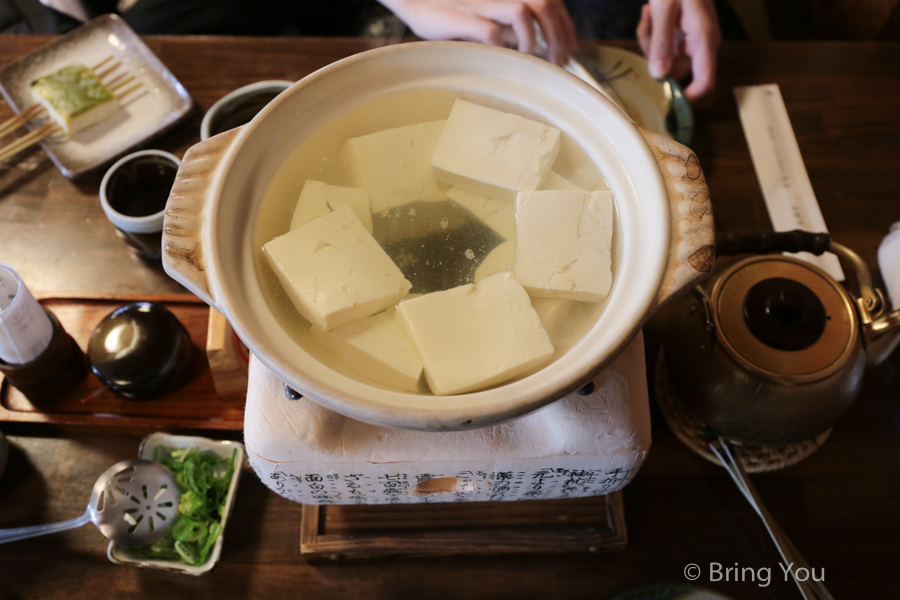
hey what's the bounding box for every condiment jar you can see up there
[87,302,192,401]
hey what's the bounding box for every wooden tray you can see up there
[300,491,627,559]
[0,293,244,430]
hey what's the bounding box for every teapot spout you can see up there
[864,309,900,367]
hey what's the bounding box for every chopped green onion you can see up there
[135,446,237,566]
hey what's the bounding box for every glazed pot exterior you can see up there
[162,41,714,430]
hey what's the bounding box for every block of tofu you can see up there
[291,180,372,232]
[515,190,614,302]
[446,187,516,242]
[264,206,412,331]
[431,99,561,201]
[395,272,553,395]
[474,240,515,282]
[340,120,447,213]
[531,297,576,338]
[311,310,424,393]
[289,180,331,230]
[325,186,372,232]
[29,64,119,134]
[541,170,581,190]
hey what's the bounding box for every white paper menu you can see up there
[0,263,53,364]
[734,84,845,281]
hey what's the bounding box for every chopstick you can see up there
[707,437,834,600]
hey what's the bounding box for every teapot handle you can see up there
[637,127,716,312]
[828,242,900,366]
[161,127,243,311]
[716,230,832,257]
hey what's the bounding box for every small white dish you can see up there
[0,14,193,179]
[107,432,244,575]
[200,80,293,141]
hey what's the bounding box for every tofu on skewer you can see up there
[29,63,119,134]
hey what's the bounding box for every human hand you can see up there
[636,0,721,102]
[381,0,578,66]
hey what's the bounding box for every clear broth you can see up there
[254,88,615,394]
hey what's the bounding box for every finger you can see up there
[399,4,505,46]
[669,55,692,81]
[499,25,519,47]
[478,1,537,55]
[528,0,569,65]
[636,3,652,57]
[559,4,579,53]
[510,7,537,56]
[648,0,680,78]
[669,30,691,80]
[449,13,506,46]
[683,34,717,102]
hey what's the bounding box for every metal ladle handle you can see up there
[709,440,834,600]
[0,508,91,544]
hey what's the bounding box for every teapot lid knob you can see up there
[743,277,827,351]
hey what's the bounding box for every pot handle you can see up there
[162,127,243,311]
[637,126,716,314]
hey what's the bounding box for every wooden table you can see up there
[1,37,899,599]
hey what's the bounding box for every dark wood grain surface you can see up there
[1,37,899,599]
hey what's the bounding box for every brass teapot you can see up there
[664,231,900,445]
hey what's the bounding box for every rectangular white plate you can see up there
[0,14,193,179]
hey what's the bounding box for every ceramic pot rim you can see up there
[202,41,669,430]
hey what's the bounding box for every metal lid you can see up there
[711,256,857,383]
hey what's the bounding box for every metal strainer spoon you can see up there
[0,459,181,546]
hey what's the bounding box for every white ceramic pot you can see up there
[162,42,714,431]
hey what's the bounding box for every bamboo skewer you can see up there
[114,81,143,101]
[0,122,58,162]
[108,74,137,94]
[0,104,45,139]
[94,60,122,80]
[92,55,115,71]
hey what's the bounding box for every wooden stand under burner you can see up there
[299,492,626,559]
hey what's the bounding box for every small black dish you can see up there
[87,302,192,401]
